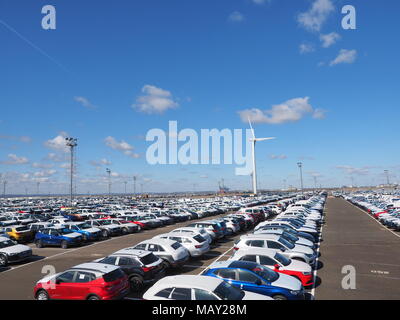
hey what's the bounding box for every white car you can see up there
[153,232,210,257]
[171,227,212,245]
[131,238,190,268]
[234,234,316,266]
[0,236,32,266]
[143,275,272,300]
[253,228,315,249]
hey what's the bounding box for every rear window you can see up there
[140,253,159,265]
[103,268,125,282]
[193,234,206,243]
[15,226,28,232]
[171,242,182,250]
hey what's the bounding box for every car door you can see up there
[49,229,61,246]
[69,271,96,299]
[52,271,77,299]
[236,269,270,296]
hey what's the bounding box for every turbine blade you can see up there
[255,137,276,141]
[247,117,255,139]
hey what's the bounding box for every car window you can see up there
[147,244,159,252]
[170,287,191,300]
[50,230,59,236]
[194,288,218,300]
[237,269,260,283]
[259,255,276,266]
[217,269,236,280]
[75,271,96,283]
[100,256,117,265]
[267,241,283,250]
[240,255,257,263]
[155,288,173,298]
[57,271,76,283]
[249,240,265,248]
[118,257,137,266]
[134,243,147,250]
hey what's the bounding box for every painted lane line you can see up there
[198,246,235,275]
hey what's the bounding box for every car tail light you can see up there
[195,245,202,248]
[233,247,239,251]
[142,266,155,272]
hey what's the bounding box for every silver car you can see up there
[153,232,210,257]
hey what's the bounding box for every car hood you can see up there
[286,259,312,273]
[0,244,31,255]
[242,291,273,300]
[292,244,314,255]
[272,272,302,291]
[63,232,82,239]
[82,227,101,233]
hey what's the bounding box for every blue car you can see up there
[62,222,102,242]
[35,227,83,249]
[202,260,305,300]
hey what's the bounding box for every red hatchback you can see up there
[34,263,129,300]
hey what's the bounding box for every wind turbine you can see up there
[248,118,275,195]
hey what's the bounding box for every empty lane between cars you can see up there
[315,197,400,300]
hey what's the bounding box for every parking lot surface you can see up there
[315,197,400,300]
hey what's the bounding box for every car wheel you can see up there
[61,240,68,249]
[87,294,101,300]
[36,290,50,300]
[136,225,142,232]
[0,254,7,267]
[35,240,43,248]
[102,230,109,238]
[273,294,288,300]
[227,228,233,235]
[162,260,171,269]
[129,275,144,291]
[82,234,88,242]
[122,228,128,235]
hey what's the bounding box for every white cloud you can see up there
[33,169,57,178]
[59,163,70,169]
[330,49,357,66]
[228,11,245,22]
[74,96,96,109]
[299,43,315,54]
[104,136,140,159]
[1,154,29,165]
[238,97,323,124]
[32,162,54,169]
[335,165,370,176]
[44,132,69,152]
[269,154,287,160]
[45,153,64,162]
[133,85,178,114]
[312,108,326,119]
[320,32,341,48]
[298,0,335,32]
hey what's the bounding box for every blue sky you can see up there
[0,0,399,194]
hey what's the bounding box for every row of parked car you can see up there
[28,192,326,300]
[343,193,400,230]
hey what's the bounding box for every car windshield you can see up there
[99,220,112,225]
[80,223,92,229]
[282,232,298,242]
[278,237,295,249]
[59,229,74,235]
[103,268,124,282]
[213,282,245,300]
[171,242,182,250]
[0,240,17,248]
[252,266,279,282]
[274,252,291,266]
[140,253,159,265]
[193,234,206,243]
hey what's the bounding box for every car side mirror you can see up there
[274,264,280,269]
[255,279,262,286]
[55,279,62,285]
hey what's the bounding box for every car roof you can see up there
[113,248,151,257]
[139,238,177,246]
[70,262,119,274]
[240,234,280,240]
[209,259,258,270]
[149,275,223,291]
[0,236,10,242]
[234,247,278,256]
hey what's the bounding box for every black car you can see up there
[97,250,165,291]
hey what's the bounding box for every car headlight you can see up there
[303,272,312,275]
[9,252,18,256]
[290,290,301,295]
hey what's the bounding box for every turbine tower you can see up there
[248,118,275,195]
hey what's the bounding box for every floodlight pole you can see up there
[65,137,78,206]
[297,162,304,193]
[106,168,111,197]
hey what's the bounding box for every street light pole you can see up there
[384,170,390,185]
[297,162,304,193]
[124,181,127,195]
[133,176,137,196]
[106,168,111,197]
[65,137,78,206]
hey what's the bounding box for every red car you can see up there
[34,263,129,300]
